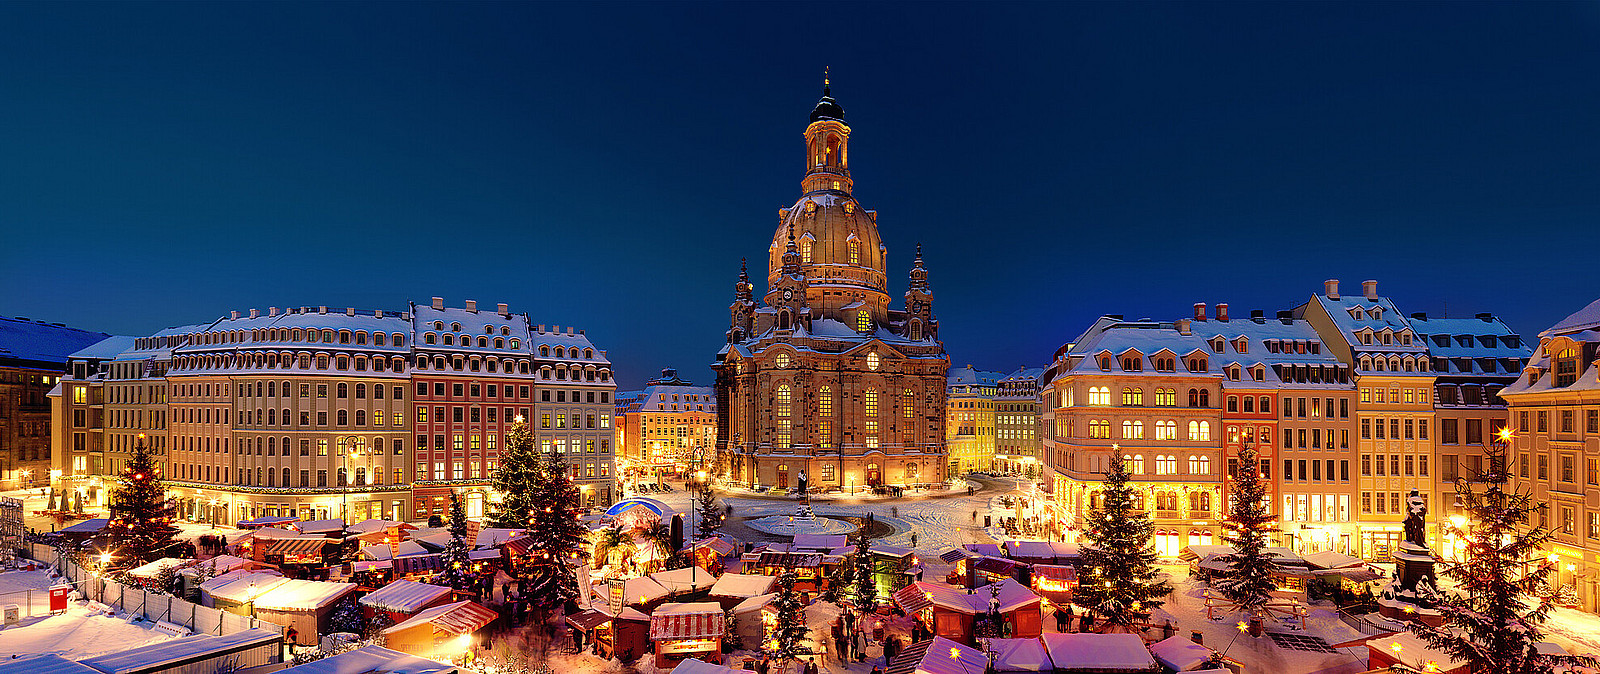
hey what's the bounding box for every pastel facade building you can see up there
[50,299,614,526]
[614,368,717,475]
[1501,298,1600,613]
[946,366,1003,476]
[994,367,1044,476]
[713,82,949,491]
[1,315,109,489]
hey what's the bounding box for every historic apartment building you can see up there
[995,366,1045,475]
[0,315,110,489]
[1040,281,1526,563]
[946,366,1002,476]
[713,81,950,492]
[614,368,718,475]
[50,299,616,527]
[1502,297,1600,614]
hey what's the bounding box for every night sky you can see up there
[3,2,1598,388]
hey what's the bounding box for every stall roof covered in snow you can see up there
[346,520,414,536]
[297,519,346,535]
[473,528,522,549]
[709,573,776,599]
[125,558,191,579]
[620,576,671,606]
[252,578,356,611]
[359,580,451,613]
[987,638,1053,672]
[730,593,777,614]
[649,566,717,595]
[887,637,987,674]
[0,655,102,674]
[58,519,109,534]
[1301,550,1364,570]
[274,645,456,674]
[1150,635,1214,672]
[361,541,429,560]
[894,580,1040,615]
[1040,633,1157,672]
[179,555,252,577]
[384,601,496,636]
[670,659,742,674]
[649,602,724,640]
[201,570,288,603]
[78,629,281,674]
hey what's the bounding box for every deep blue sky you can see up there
[3,2,1598,388]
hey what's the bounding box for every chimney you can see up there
[318,306,327,315]
[465,300,477,313]
[1411,312,1427,321]
[401,312,410,320]
[497,303,509,316]
[567,327,574,335]
[537,324,545,333]
[1324,279,1340,300]
[1216,303,1230,322]
[230,310,240,319]
[345,307,355,316]
[1177,319,1192,335]
[249,309,259,319]
[269,307,277,316]
[1250,309,1265,322]
[375,310,384,318]
[1193,303,1207,321]
[1476,312,1494,322]
[1363,280,1379,300]
[431,297,444,310]
[579,329,586,335]
[1277,310,1293,324]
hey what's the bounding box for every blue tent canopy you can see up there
[604,497,673,519]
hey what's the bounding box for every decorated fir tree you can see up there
[434,492,475,592]
[769,567,809,665]
[1075,451,1170,630]
[695,485,724,540]
[107,437,179,564]
[488,418,538,530]
[1215,442,1278,617]
[524,452,590,613]
[971,581,1008,639]
[1410,436,1596,674]
[852,533,877,610]
[329,597,364,634]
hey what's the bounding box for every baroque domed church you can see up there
[713,79,950,491]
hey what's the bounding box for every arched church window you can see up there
[848,239,860,265]
[857,312,871,333]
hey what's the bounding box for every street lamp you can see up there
[337,436,367,524]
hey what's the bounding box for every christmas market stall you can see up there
[708,573,776,610]
[687,537,737,573]
[649,566,718,601]
[566,604,652,661]
[199,569,287,612]
[381,600,497,661]
[270,645,454,674]
[1039,633,1159,673]
[1363,632,1466,674]
[739,548,840,598]
[892,579,1042,646]
[649,601,725,669]
[985,637,1054,673]
[727,593,777,647]
[358,579,453,625]
[391,553,444,582]
[125,557,191,582]
[249,578,357,645]
[1150,635,1218,673]
[1029,564,1076,605]
[76,628,283,674]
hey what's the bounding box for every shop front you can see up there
[649,602,725,669]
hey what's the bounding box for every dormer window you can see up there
[1250,365,1265,382]
[1121,356,1143,372]
[1233,338,1248,354]
[1359,331,1373,345]
[1226,366,1241,381]
[1186,357,1207,372]
[1555,348,1578,387]
[1099,357,1112,371]
[1209,337,1225,353]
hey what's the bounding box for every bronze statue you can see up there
[1403,487,1427,547]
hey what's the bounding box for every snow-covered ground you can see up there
[0,569,175,660]
[1542,606,1600,656]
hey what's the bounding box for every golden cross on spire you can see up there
[824,65,830,87]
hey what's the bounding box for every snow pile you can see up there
[0,604,176,660]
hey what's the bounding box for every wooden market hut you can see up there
[892,579,1043,646]
[708,573,777,610]
[249,578,358,645]
[382,600,498,661]
[1040,633,1159,673]
[357,579,454,625]
[885,637,988,674]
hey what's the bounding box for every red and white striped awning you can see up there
[649,602,725,640]
[270,536,330,558]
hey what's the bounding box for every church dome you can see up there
[810,88,845,122]
[767,192,885,293]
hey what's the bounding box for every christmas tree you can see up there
[1075,451,1170,630]
[106,436,179,565]
[769,567,809,665]
[1410,435,1597,673]
[971,581,1007,639]
[1214,442,1278,617]
[329,597,364,634]
[694,485,723,540]
[489,418,538,530]
[434,492,475,592]
[524,453,590,614]
[852,533,877,610]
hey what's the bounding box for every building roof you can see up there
[251,578,355,611]
[649,602,725,640]
[78,629,280,674]
[273,645,455,674]
[886,637,987,674]
[948,365,1005,387]
[0,655,103,674]
[384,600,496,636]
[1039,633,1158,672]
[1150,635,1212,672]
[1543,297,1600,336]
[0,315,113,368]
[708,573,776,599]
[359,580,452,613]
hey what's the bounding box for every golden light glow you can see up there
[1236,621,1248,633]
[948,647,961,660]
[1497,427,1514,442]
[1390,641,1404,654]
[99,552,111,564]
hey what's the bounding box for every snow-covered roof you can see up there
[649,602,725,640]
[199,570,287,603]
[251,578,355,611]
[384,600,496,636]
[792,534,849,550]
[948,366,1006,387]
[273,645,454,674]
[474,528,523,549]
[178,555,252,576]
[614,381,717,414]
[346,520,413,536]
[125,558,191,579]
[648,566,717,595]
[58,518,109,534]
[1150,634,1213,672]
[621,576,671,605]
[987,638,1053,672]
[887,637,988,674]
[297,519,346,534]
[359,580,452,613]
[1365,631,1464,672]
[1543,297,1600,336]
[361,541,429,560]
[730,593,777,614]
[0,316,113,368]
[78,629,280,674]
[1301,550,1364,570]
[1039,633,1157,672]
[0,655,103,674]
[709,573,776,599]
[900,579,1040,615]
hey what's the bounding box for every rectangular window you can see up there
[1362,454,1371,476]
[1390,492,1401,514]
[1404,454,1414,476]
[1588,458,1598,486]
[1311,459,1321,481]
[1340,460,1349,481]
[318,439,329,456]
[1539,454,1549,480]
[1284,459,1293,481]
[1561,455,1575,483]
[453,434,464,450]
[1340,398,1348,418]
[1390,419,1400,439]
[1538,411,1548,432]
[1298,460,1307,481]
[1589,410,1599,434]
[1441,419,1459,444]
[317,470,327,487]
[1362,419,1371,439]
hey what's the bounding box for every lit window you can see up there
[867,351,880,370]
